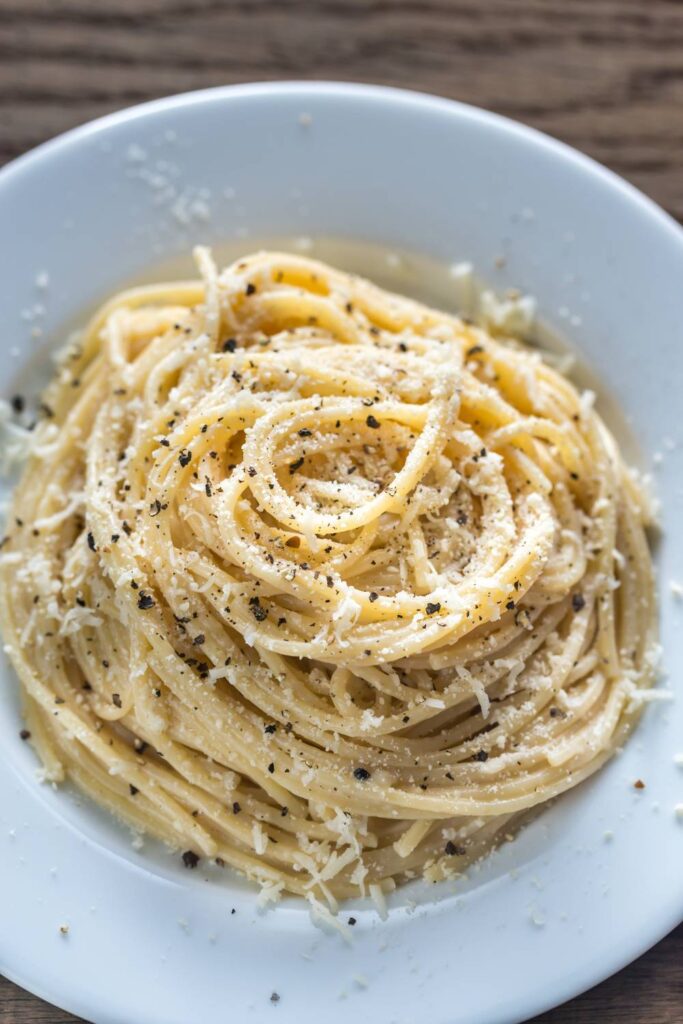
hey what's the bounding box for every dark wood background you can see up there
[0,1,681,1021]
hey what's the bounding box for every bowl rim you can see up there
[1,79,682,249]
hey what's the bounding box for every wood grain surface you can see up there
[0,1,681,1021]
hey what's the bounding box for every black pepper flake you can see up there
[466,345,484,357]
[368,592,379,602]
[506,600,515,611]
[159,437,170,447]
[270,993,280,1004]
[149,499,162,517]
[111,534,120,543]
[425,602,441,615]
[264,724,276,734]
[205,479,212,497]
[178,449,192,467]
[87,531,97,552]
[249,596,268,622]
[102,660,109,668]
[54,697,65,705]
[11,395,24,414]
[137,591,155,610]
[222,338,237,352]
[366,414,380,429]
[192,634,205,646]
[112,693,122,708]
[473,749,489,762]
[289,457,304,474]
[19,729,31,741]
[232,801,241,814]
[245,282,256,296]
[122,521,132,536]
[572,593,586,612]
[133,738,147,753]
[280,806,289,816]
[445,841,467,856]
[182,850,200,868]
[75,597,86,608]
[353,767,371,781]
[129,784,139,796]
[348,916,356,926]
[267,762,275,773]
[456,511,468,526]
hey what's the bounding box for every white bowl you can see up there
[1,82,682,1024]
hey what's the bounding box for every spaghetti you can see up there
[0,250,657,912]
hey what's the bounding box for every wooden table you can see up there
[0,1,681,1021]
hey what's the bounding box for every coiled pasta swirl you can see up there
[0,250,656,911]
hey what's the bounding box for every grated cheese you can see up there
[479,289,536,336]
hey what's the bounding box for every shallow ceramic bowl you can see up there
[1,82,682,1024]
